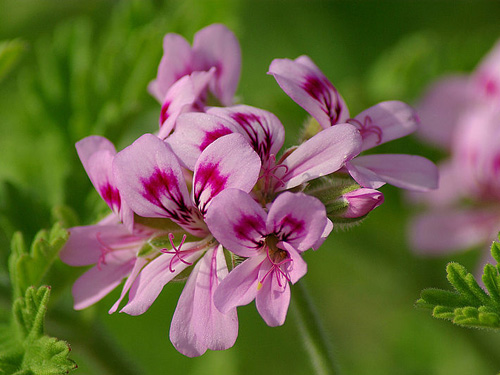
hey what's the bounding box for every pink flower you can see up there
[206,189,330,326]
[268,55,438,192]
[149,23,241,106]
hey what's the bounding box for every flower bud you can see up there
[341,188,384,218]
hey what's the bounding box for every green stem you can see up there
[291,280,340,375]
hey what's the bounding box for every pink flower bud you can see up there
[342,188,384,218]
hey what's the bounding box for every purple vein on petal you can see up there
[302,75,342,126]
[193,162,228,215]
[230,111,274,160]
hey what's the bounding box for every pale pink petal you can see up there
[158,69,215,139]
[409,209,500,255]
[60,224,143,266]
[472,39,500,100]
[207,105,285,161]
[267,192,327,251]
[113,134,194,223]
[255,260,291,327]
[268,56,349,129]
[170,245,238,357]
[72,251,136,310]
[347,154,439,191]
[312,218,333,250]
[213,253,266,314]
[121,244,203,315]
[167,112,238,170]
[192,24,241,106]
[280,123,361,190]
[279,242,307,284]
[149,33,193,102]
[192,133,261,215]
[416,76,472,149]
[206,189,267,257]
[109,257,148,314]
[350,101,419,151]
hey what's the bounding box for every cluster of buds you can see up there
[60,24,438,356]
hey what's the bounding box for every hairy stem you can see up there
[291,280,340,375]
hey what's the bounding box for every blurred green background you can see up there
[1,0,500,374]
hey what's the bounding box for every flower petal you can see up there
[170,245,238,357]
[207,105,285,162]
[350,101,419,151]
[267,192,328,252]
[192,133,261,215]
[121,243,203,315]
[268,56,349,129]
[472,39,500,100]
[213,253,266,314]
[347,154,439,191]
[280,123,361,190]
[192,24,241,106]
[167,112,238,170]
[409,209,500,255]
[113,134,202,232]
[206,188,267,257]
[148,33,193,102]
[108,257,148,314]
[279,242,308,284]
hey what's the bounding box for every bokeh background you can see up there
[1,1,500,374]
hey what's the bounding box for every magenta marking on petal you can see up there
[200,126,233,151]
[302,75,342,126]
[194,163,228,214]
[160,233,192,272]
[160,100,171,125]
[233,214,265,247]
[347,116,383,145]
[99,182,121,213]
[230,112,274,160]
[274,215,305,243]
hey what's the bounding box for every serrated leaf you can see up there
[446,262,489,306]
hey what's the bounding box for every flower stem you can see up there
[291,280,340,375]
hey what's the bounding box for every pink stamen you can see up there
[259,154,289,192]
[348,116,383,145]
[259,247,293,289]
[160,233,192,273]
[96,232,114,271]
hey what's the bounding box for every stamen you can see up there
[347,116,383,145]
[258,154,290,192]
[160,233,192,273]
[96,232,113,271]
[258,246,293,290]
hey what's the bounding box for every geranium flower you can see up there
[206,189,330,326]
[268,55,438,191]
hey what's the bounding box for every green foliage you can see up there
[417,236,500,329]
[0,39,26,83]
[0,286,76,374]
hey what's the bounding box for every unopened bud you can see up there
[341,188,384,218]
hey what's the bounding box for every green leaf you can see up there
[417,236,500,330]
[0,286,76,374]
[9,223,69,300]
[0,39,26,82]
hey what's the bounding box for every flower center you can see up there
[160,233,193,272]
[258,235,293,290]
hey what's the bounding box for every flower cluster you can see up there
[60,24,438,356]
[409,39,500,269]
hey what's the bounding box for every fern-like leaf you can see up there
[417,235,500,330]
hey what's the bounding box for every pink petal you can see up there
[213,253,266,314]
[108,257,148,314]
[280,123,361,190]
[167,112,238,170]
[60,224,144,266]
[255,260,291,327]
[279,242,308,284]
[350,101,419,151]
[207,105,285,162]
[121,243,203,315]
[472,39,500,100]
[113,134,194,223]
[347,154,439,191]
[206,188,267,257]
[192,24,241,106]
[409,209,500,255]
[158,69,215,139]
[312,218,333,250]
[72,251,136,310]
[149,33,193,102]
[268,56,349,129]
[170,245,238,357]
[416,76,472,149]
[192,133,261,215]
[267,192,328,252]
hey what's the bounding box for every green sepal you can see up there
[417,235,500,330]
[299,117,323,143]
[137,242,155,258]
